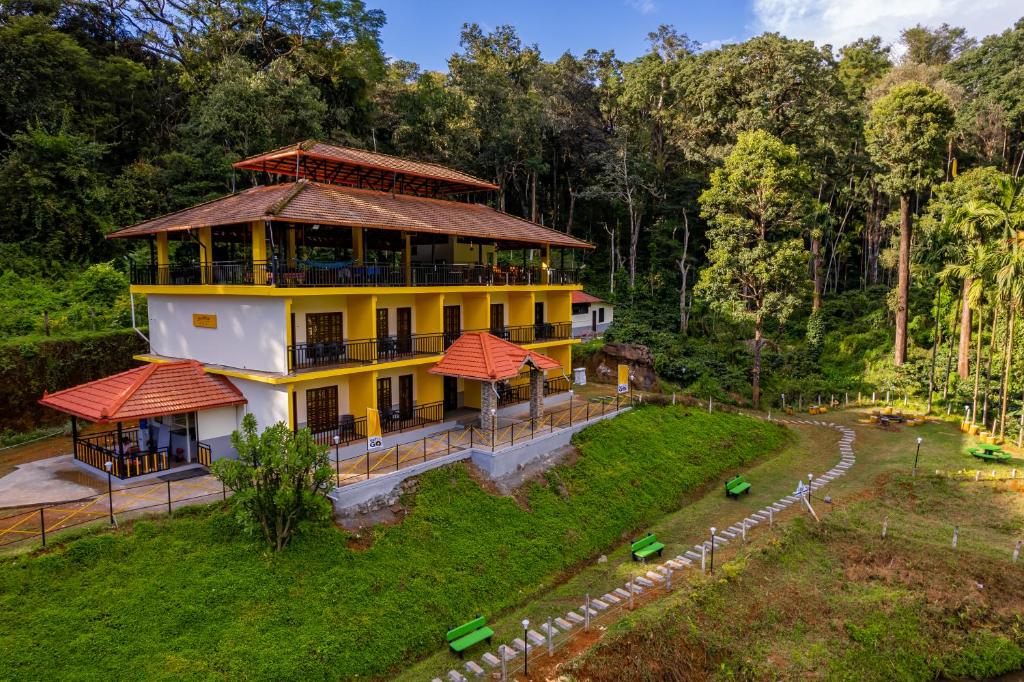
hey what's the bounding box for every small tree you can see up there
[865,82,954,366]
[696,130,816,408]
[212,414,334,551]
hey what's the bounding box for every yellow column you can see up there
[251,221,267,284]
[509,292,535,326]
[463,293,490,332]
[416,365,443,405]
[353,228,364,264]
[414,292,444,335]
[287,385,296,430]
[550,290,571,323]
[198,226,213,284]
[156,232,169,284]
[347,294,378,360]
[463,379,482,409]
[404,233,412,285]
[287,228,297,268]
[542,244,551,284]
[349,370,378,417]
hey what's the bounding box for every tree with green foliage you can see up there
[865,82,954,366]
[212,414,334,551]
[695,130,816,407]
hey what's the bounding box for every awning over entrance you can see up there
[429,331,561,382]
[39,360,246,423]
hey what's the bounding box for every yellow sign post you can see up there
[366,407,383,452]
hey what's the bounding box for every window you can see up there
[598,307,606,323]
[306,386,338,433]
[572,303,589,315]
[306,312,343,344]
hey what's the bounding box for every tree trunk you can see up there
[530,169,537,223]
[894,194,912,366]
[678,212,691,335]
[752,319,764,409]
[998,304,1016,439]
[981,301,1000,425]
[811,234,823,310]
[972,302,984,423]
[957,278,972,379]
[927,289,942,413]
[943,294,960,399]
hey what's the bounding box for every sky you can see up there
[370,0,1023,70]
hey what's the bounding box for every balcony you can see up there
[130,260,579,288]
[74,428,213,480]
[288,324,572,373]
[309,401,444,446]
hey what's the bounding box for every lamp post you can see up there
[333,435,341,487]
[104,460,114,525]
[522,618,530,675]
[709,527,716,575]
[807,473,814,505]
[913,436,923,476]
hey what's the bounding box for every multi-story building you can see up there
[42,142,592,478]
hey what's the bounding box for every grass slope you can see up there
[0,406,787,680]
[570,471,1024,681]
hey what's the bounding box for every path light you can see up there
[522,619,530,674]
[913,436,923,476]
[333,435,341,487]
[104,461,114,524]
[709,527,716,575]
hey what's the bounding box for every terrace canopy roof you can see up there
[106,180,593,250]
[40,361,246,423]
[233,140,499,197]
[571,291,605,304]
[430,332,561,382]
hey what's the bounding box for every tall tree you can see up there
[865,82,954,365]
[695,130,816,407]
[900,23,975,66]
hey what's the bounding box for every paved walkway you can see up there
[430,417,856,682]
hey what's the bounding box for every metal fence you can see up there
[0,473,228,549]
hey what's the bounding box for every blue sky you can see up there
[370,0,1023,71]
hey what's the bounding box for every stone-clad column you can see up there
[529,368,545,420]
[480,381,496,431]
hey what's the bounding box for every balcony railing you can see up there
[484,322,572,343]
[131,261,579,288]
[310,401,444,447]
[288,333,446,372]
[73,429,211,480]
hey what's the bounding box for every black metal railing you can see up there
[544,376,571,395]
[310,401,445,447]
[132,260,579,288]
[73,429,211,480]
[486,322,572,343]
[288,333,446,371]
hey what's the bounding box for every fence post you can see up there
[547,616,554,655]
[167,480,172,515]
[39,508,46,547]
[395,447,399,471]
[882,516,888,538]
[701,544,707,573]
[769,508,773,528]
[584,593,590,631]
[222,480,226,500]
[447,430,451,455]
[629,575,635,609]
[742,519,747,543]
[952,526,959,550]
[366,451,370,479]
[587,401,590,421]
[1014,540,1021,563]
[666,567,673,590]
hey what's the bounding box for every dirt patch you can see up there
[494,443,581,499]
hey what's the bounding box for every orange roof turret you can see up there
[430,332,561,382]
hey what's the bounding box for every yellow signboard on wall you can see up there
[192,313,217,329]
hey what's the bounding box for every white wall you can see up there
[196,405,241,441]
[233,378,290,431]
[572,304,614,337]
[148,294,287,373]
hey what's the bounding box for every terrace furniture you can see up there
[971,449,1011,463]
[447,616,493,657]
[725,474,751,497]
[631,533,665,562]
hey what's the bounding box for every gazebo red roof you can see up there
[39,361,246,423]
[429,332,561,382]
[571,291,604,304]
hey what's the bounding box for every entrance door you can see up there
[376,377,392,425]
[443,305,461,348]
[376,308,391,359]
[396,307,412,355]
[306,386,338,434]
[398,374,413,420]
[592,310,597,332]
[443,376,459,411]
[490,303,505,337]
[534,301,545,341]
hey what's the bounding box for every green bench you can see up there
[631,533,665,562]
[446,616,493,657]
[969,448,1011,462]
[725,474,751,497]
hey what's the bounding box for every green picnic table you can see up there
[979,443,1003,453]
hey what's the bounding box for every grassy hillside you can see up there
[570,471,1024,681]
[0,406,788,680]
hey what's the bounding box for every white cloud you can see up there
[628,0,657,15]
[700,36,739,52]
[752,0,1022,53]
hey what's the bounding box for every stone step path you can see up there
[438,417,856,682]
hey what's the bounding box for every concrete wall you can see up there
[233,378,289,430]
[571,304,613,337]
[149,294,287,372]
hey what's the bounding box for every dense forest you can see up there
[2,1,1023,436]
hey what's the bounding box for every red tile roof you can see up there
[429,332,561,382]
[571,291,605,304]
[107,181,593,250]
[40,361,246,423]
[233,140,499,196]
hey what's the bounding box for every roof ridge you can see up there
[305,141,497,187]
[103,362,160,418]
[480,333,495,380]
[268,181,307,215]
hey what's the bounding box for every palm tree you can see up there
[941,244,994,423]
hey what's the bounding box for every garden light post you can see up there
[333,435,341,487]
[522,618,530,674]
[913,436,923,476]
[104,460,114,525]
[709,527,716,575]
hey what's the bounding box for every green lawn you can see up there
[568,413,1024,681]
[0,405,788,680]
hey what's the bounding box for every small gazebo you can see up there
[40,361,246,479]
[430,332,561,430]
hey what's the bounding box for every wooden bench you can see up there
[725,475,751,497]
[447,616,493,657]
[631,533,665,562]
